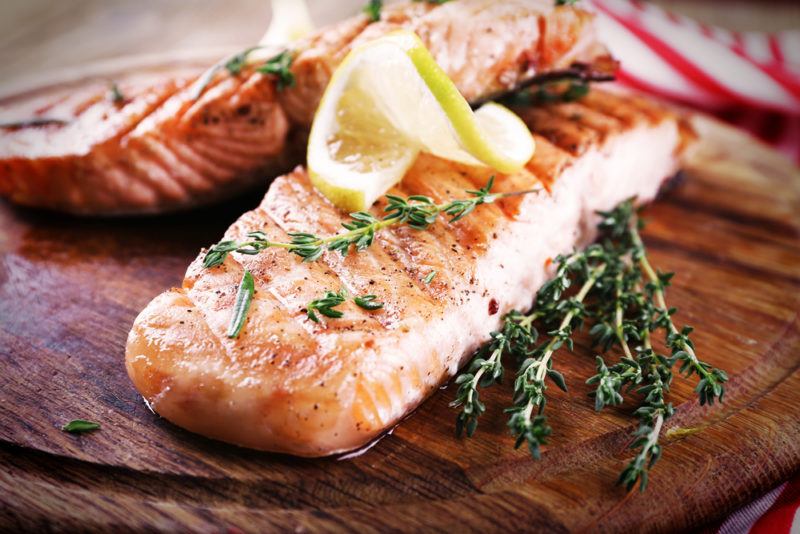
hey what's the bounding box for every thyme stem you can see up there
[203,178,541,269]
[535,265,604,383]
[632,226,710,382]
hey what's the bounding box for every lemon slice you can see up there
[307,30,535,212]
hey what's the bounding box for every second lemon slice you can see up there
[307,30,535,212]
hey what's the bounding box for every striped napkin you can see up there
[589,0,800,164]
[586,1,800,532]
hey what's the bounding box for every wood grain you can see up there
[0,93,798,532]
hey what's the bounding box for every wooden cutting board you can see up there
[0,109,798,532]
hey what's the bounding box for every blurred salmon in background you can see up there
[1,0,797,217]
[0,0,616,215]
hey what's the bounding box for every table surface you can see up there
[0,2,799,532]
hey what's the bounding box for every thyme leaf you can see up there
[257,50,295,90]
[225,45,263,75]
[363,0,382,22]
[227,270,255,338]
[62,420,101,434]
[354,294,384,311]
[306,290,347,323]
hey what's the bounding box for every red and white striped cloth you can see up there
[589,0,800,164]
[585,1,800,532]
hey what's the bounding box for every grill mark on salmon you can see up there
[264,176,439,329]
[0,0,613,215]
[125,91,695,456]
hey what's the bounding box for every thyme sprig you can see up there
[452,199,727,491]
[583,201,727,491]
[363,0,382,22]
[507,260,605,458]
[191,46,294,99]
[451,313,535,438]
[203,177,539,269]
[306,290,347,323]
[257,50,295,89]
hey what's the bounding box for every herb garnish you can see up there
[109,82,125,105]
[227,270,255,338]
[555,0,580,5]
[306,290,347,323]
[363,0,382,22]
[452,199,727,491]
[257,50,295,90]
[0,118,69,129]
[354,294,384,310]
[224,46,263,76]
[62,420,101,433]
[191,46,294,99]
[203,177,539,269]
[208,179,537,339]
[503,79,590,106]
[423,271,437,285]
[508,258,605,458]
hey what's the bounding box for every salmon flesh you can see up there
[0,0,612,215]
[125,90,695,456]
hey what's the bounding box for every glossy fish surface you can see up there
[125,90,694,456]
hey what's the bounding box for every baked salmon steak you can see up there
[125,90,695,456]
[0,0,613,216]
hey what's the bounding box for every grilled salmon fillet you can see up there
[0,0,611,215]
[125,90,695,456]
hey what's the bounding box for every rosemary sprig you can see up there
[227,270,255,338]
[204,177,539,269]
[306,290,347,323]
[62,420,101,434]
